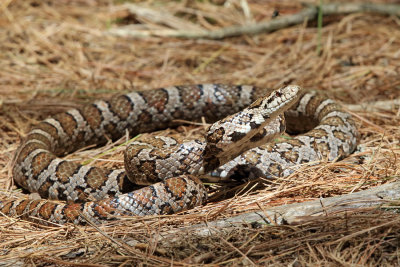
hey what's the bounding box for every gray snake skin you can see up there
[0,84,358,224]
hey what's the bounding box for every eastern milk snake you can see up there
[0,84,358,224]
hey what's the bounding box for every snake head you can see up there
[204,85,302,166]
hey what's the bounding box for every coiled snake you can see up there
[0,84,358,224]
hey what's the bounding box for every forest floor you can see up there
[0,0,400,265]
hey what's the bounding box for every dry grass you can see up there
[1,0,400,265]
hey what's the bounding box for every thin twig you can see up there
[108,3,400,39]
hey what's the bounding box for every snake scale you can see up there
[0,84,358,225]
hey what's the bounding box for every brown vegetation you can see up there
[0,0,399,265]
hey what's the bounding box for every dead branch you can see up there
[345,98,400,112]
[168,181,400,237]
[108,3,400,39]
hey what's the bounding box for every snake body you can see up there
[0,84,358,224]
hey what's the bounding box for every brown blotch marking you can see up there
[131,187,156,209]
[109,95,133,120]
[142,89,169,113]
[126,154,159,185]
[63,203,82,221]
[80,104,102,132]
[138,161,159,183]
[17,141,48,163]
[283,150,299,163]
[71,131,87,150]
[286,139,305,147]
[0,201,14,214]
[54,112,77,137]
[314,142,330,158]
[55,161,81,183]
[124,146,159,184]
[94,200,115,217]
[137,110,153,126]
[268,163,283,177]
[85,167,109,190]
[305,94,322,116]
[322,116,345,127]
[14,200,31,215]
[26,200,42,212]
[37,202,58,220]
[15,200,42,216]
[141,135,179,149]
[124,144,140,160]
[309,128,330,139]
[32,122,59,145]
[243,150,263,165]
[37,181,52,199]
[333,130,346,140]
[264,144,276,153]
[165,176,187,199]
[26,132,52,149]
[31,152,56,178]
[124,144,146,162]
[104,122,118,139]
[318,103,341,120]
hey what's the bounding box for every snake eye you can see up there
[275,91,282,97]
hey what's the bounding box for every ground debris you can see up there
[1,0,399,265]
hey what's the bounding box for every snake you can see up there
[0,84,358,225]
